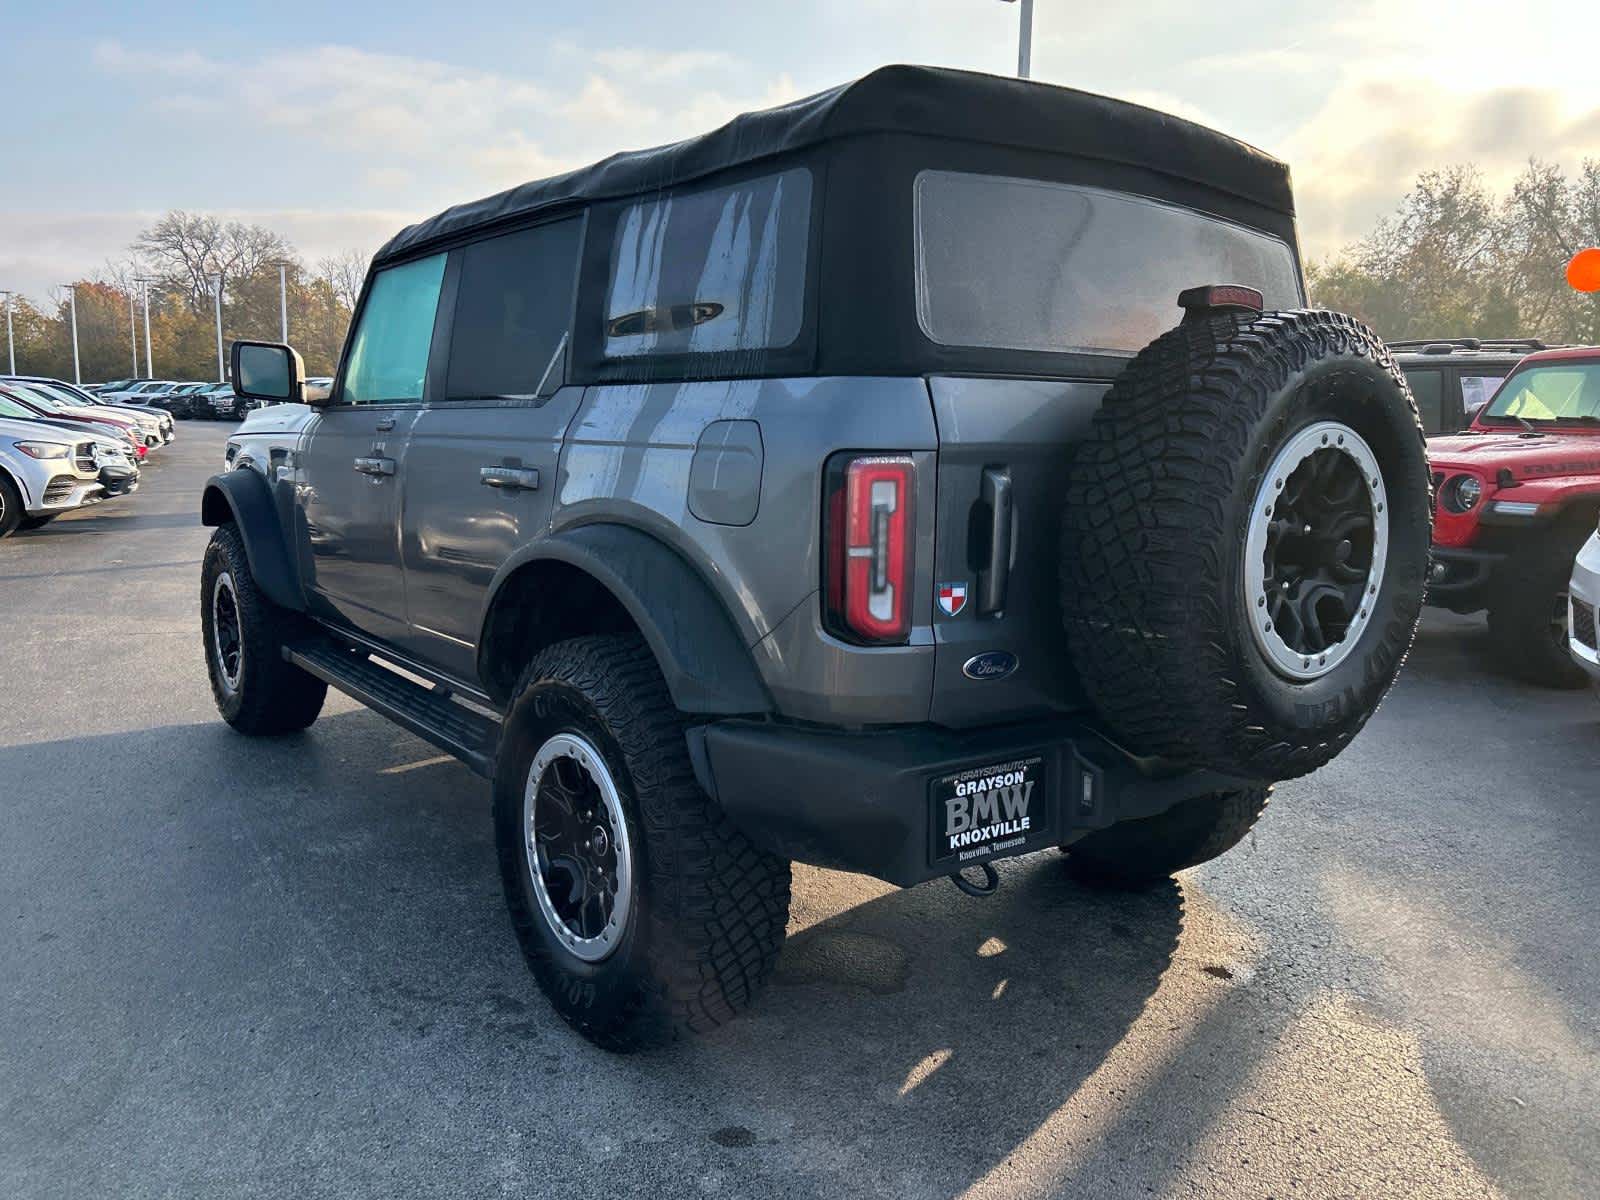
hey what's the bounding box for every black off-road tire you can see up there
[1061,309,1432,780]
[1065,788,1271,889]
[200,523,327,734]
[0,473,22,538]
[1486,523,1591,689]
[18,513,58,531]
[494,634,792,1052]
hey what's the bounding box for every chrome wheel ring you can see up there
[523,733,634,963]
[211,571,244,694]
[1244,421,1389,681]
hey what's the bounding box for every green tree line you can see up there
[1307,158,1600,344]
[4,212,366,384]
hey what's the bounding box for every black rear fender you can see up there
[478,525,770,717]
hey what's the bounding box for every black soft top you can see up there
[374,64,1294,265]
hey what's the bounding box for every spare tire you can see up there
[1061,308,1431,781]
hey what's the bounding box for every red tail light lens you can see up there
[825,454,915,643]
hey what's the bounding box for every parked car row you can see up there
[0,374,174,537]
[91,378,252,420]
[1408,343,1600,696]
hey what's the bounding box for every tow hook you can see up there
[950,862,1000,898]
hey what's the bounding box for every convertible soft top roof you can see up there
[374,64,1294,265]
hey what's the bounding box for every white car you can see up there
[223,400,316,478]
[0,415,137,536]
[1569,529,1600,695]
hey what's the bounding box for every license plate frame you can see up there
[929,755,1049,866]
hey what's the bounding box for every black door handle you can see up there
[978,467,1013,615]
[353,456,396,477]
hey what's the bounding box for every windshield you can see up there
[10,384,68,412]
[0,392,45,421]
[36,383,94,408]
[1481,363,1600,425]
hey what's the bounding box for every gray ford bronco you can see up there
[201,66,1432,1050]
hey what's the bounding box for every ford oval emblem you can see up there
[963,651,1018,681]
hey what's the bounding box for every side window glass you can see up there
[1402,368,1443,433]
[1459,373,1506,420]
[604,168,812,358]
[341,253,446,405]
[445,218,583,400]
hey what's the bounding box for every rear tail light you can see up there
[825,453,915,643]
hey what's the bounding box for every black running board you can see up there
[285,639,499,777]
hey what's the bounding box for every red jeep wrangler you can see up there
[1427,347,1600,685]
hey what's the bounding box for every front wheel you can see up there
[1064,787,1272,889]
[493,634,792,1052]
[200,523,328,733]
[0,474,22,538]
[1487,524,1591,689]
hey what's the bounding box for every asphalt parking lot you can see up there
[2,423,1597,1200]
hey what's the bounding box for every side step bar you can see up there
[285,639,499,777]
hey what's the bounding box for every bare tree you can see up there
[317,248,371,311]
[133,211,295,310]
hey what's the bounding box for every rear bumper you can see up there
[690,715,1258,888]
[1425,545,1504,611]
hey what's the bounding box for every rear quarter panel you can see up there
[556,377,940,724]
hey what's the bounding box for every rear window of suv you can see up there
[913,171,1302,355]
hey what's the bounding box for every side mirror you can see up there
[232,341,307,405]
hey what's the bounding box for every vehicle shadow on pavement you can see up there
[16,511,203,536]
[6,700,1573,1199]
[0,709,1208,1198]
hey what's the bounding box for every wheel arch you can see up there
[199,470,304,612]
[477,524,771,716]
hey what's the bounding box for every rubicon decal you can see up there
[937,581,968,616]
[931,757,1045,862]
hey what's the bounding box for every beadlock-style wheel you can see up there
[523,732,634,963]
[1244,420,1389,682]
[211,571,244,694]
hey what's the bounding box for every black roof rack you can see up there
[1386,337,1550,354]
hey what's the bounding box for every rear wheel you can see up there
[200,523,327,733]
[1487,524,1591,688]
[1065,788,1271,889]
[494,634,791,1052]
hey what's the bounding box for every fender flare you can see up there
[480,524,771,716]
[200,469,304,612]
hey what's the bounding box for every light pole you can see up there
[210,274,225,382]
[999,0,1034,79]
[135,277,156,379]
[1,291,14,375]
[274,261,290,343]
[64,284,81,384]
[128,286,138,377]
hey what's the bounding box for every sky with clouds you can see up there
[4,0,1598,303]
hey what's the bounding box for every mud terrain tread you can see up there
[1060,309,1428,780]
[498,635,792,1051]
[201,522,327,734]
[1066,787,1271,888]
